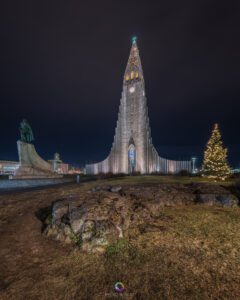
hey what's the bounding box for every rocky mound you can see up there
[44,183,238,253]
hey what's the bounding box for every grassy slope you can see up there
[32,204,240,299]
[33,177,240,299]
[89,174,239,186]
[1,176,240,299]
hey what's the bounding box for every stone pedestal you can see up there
[13,141,62,179]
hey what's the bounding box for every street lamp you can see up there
[191,157,197,174]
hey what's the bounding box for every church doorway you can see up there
[128,144,136,174]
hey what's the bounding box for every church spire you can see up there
[124,37,144,83]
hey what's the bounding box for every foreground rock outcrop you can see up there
[44,183,239,252]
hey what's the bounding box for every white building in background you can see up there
[86,38,191,175]
[68,166,83,175]
[48,153,69,174]
[0,161,19,175]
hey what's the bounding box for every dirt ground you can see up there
[0,184,78,299]
[1,180,240,299]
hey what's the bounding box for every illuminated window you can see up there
[131,72,134,79]
[126,75,129,81]
[128,144,136,173]
[135,72,139,78]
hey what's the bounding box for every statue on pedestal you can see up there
[13,119,62,179]
[19,119,34,143]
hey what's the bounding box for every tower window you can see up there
[131,72,134,79]
[135,72,139,78]
[126,75,129,81]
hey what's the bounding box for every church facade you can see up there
[86,38,191,175]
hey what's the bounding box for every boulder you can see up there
[216,194,239,207]
[109,186,122,193]
[82,220,95,241]
[52,200,69,224]
[91,186,100,192]
[44,183,239,253]
[196,194,217,206]
[70,209,85,234]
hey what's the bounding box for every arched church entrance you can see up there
[128,144,136,174]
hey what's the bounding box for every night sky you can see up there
[1,0,240,168]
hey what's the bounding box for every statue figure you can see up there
[19,119,34,143]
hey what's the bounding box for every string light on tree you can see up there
[202,123,231,180]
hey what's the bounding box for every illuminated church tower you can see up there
[86,38,191,174]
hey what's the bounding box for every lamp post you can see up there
[191,157,197,174]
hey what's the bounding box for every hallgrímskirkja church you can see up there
[86,38,191,174]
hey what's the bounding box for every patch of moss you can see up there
[105,238,128,257]
[105,238,146,265]
[46,213,53,225]
[70,231,83,248]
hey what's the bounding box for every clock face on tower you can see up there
[129,86,135,93]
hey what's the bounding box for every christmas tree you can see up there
[202,124,231,180]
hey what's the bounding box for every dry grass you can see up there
[89,174,239,186]
[1,178,240,299]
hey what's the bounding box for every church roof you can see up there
[124,37,144,82]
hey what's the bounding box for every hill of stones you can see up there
[44,183,239,253]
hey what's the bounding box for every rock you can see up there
[91,185,112,193]
[196,193,239,207]
[52,201,69,224]
[44,182,239,253]
[56,231,66,242]
[46,224,58,236]
[100,185,111,191]
[194,185,231,206]
[116,225,123,238]
[63,225,72,236]
[82,220,95,241]
[216,194,239,207]
[70,208,85,234]
[196,194,217,206]
[45,227,53,236]
[110,186,122,193]
[95,220,118,240]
